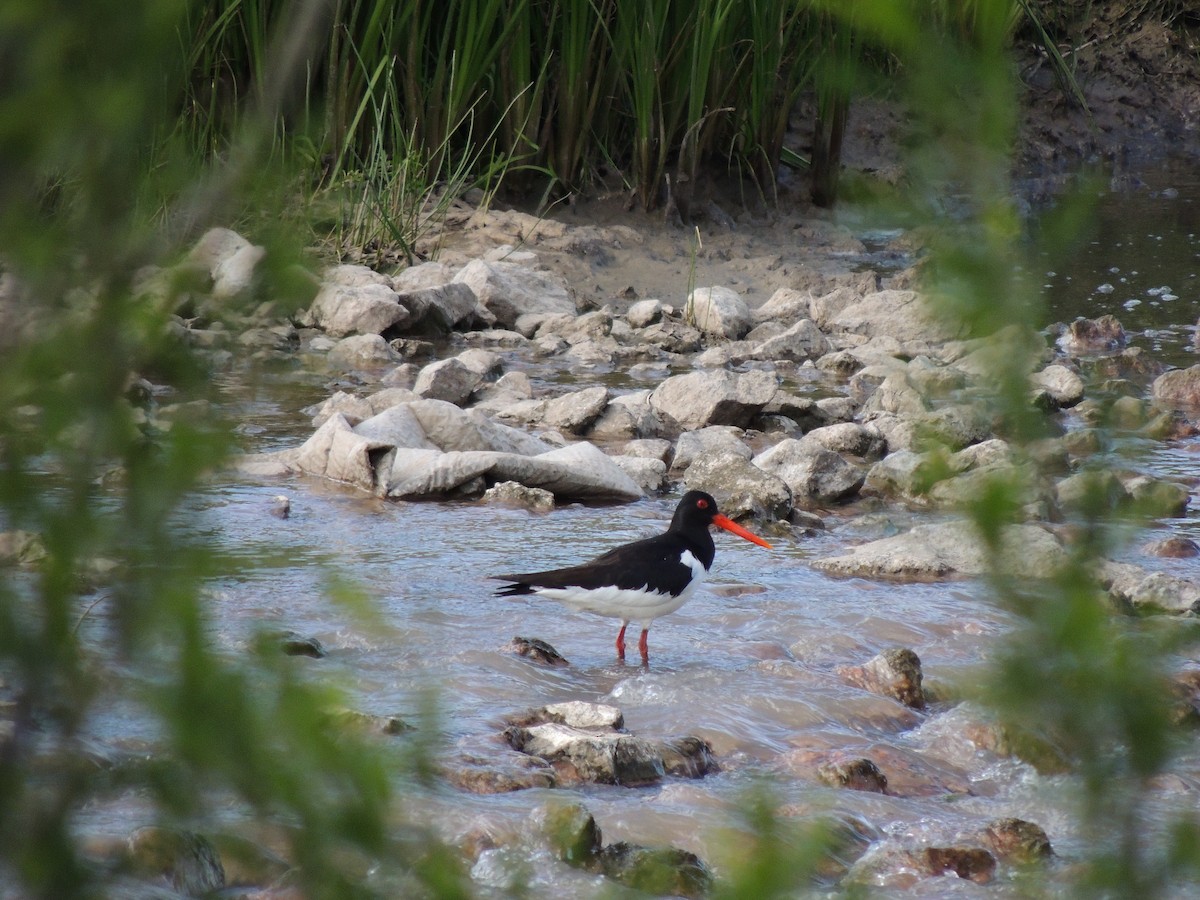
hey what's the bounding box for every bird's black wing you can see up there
[491,534,695,597]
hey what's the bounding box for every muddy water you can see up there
[1034,164,1200,371]
[74,174,1200,896]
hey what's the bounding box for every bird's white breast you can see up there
[536,550,709,626]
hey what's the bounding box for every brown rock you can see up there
[816,757,888,793]
[923,846,996,883]
[1143,536,1200,558]
[597,842,712,898]
[1057,314,1126,355]
[981,817,1053,863]
[838,648,927,709]
[446,749,556,793]
[506,636,569,666]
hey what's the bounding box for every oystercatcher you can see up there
[491,490,772,661]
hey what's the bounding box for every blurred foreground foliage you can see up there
[0,0,1198,897]
[0,0,461,897]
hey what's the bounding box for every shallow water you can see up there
[62,172,1200,895]
[1033,161,1200,371]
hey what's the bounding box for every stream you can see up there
[68,164,1200,896]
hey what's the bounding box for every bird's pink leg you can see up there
[637,628,649,662]
[616,620,629,659]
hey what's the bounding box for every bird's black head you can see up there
[670,491,772,549]
[672,490,721,529]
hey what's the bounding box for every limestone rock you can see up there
[980,818,1052,863]
[397,282,485,332]
[326,333,401,368]
[1030,364,1085,409]
[672,426,752,472]
[682,449,792,520]
[808,286,868,329]
[626,298,664,328]
[453,259,575,328]
[506,636,569,666]
[830,289,964,343]
[446,748,557,794]
[542,386,610,434]
[621,438,673,463]
[639,319,704,354]
[1151,365,1200,409]
[508,701,625,730]
[749,317,832,362]
[864,450,929,500]
[598,842,712,898]
[588,390,677,441]
[211,242,266,301]
[303,280,410,337]
[483,481,555,512]
[612,455,668,493]
[798,423,885,460]
[530,800,602,866]
[754,287,813,324]
[685,285,752,339]
[817,757,889,793]
[1055,470,1128,514]
[813,521,1067,581]
[649,369,777,430]
[186,227,253,279]
[392,260,455,291]
[0,530,46,566]
[413,357,485,405]
[848,841,996,886]
[504,722,664,786]
[538,310,613,345]
[1143,535,1200,558]
[1128,573,1200,614]
[241,401,642,502]
[752,440,864,503]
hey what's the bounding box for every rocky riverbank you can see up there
[77,210,1199,892]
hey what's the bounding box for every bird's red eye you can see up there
[696,498,708,509]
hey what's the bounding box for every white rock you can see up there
[303,281,409,337]
[413,358,484,405]
[750,318,832,362]
[542,386,610,434]
[752,440,864,502]
[830,289,964,343]
[211,243,265,300]
[682,449,792,520]
[754,287,813,324]
[626,299,665,328]
[1030,364,1085,409]
[672,426,752,472]
[453,259,575,328]
[684,286,752,339]
[813,521,1067,580]
[612,456,668,493]
[187,227,253,277]
[326,334,401,366]
[649,369,777,430]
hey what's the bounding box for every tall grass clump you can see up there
[170,0,1097,237]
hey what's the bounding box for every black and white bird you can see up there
[491,491,772,661]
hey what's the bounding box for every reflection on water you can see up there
[1034,160,1200,370]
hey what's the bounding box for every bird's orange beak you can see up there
[712,514,772,549]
